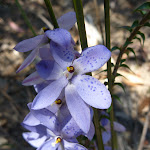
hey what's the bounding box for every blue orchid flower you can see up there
[22,103,94,150]
[14,11,76,72]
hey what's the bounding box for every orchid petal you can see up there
[38,138,59,150]
[22,71,45,86]
[31,109,60,135]
[14,35,46,52]
[34,81,53,93]
[36,60,63,80]
[16,48,39,73]
[65,84,91,133]
[32,76,68,110]
[45,28,72,48]
[105,120,126,132]
[23,132,47,148]
[85,122,95,140]
[73,45,111,74]
[63,140,87,150]
[102,131,111,144]
[23,112,40,126]
[104,146,112,150]
[21,123,47,136]
[72,75,111,109]
[57,11,76,30]
[39,47,53,60]
[50,41,74,70]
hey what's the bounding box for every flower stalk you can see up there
[15,0,36,36]
[72,0,88,49]
[44,0,59,28]
[73,0,105,150]
[104,0,115,150]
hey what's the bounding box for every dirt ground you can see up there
[0,0,150,149]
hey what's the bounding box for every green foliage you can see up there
[144,22,150,27]
[131,20,139,28]
[112,94,121,103]
[111,46,121,52]
[120,26,132,32]
[127,47,136,58]
[107,105,112,113]
[137,31,145,44]
[114,82,125,93]
[134,2,150,15]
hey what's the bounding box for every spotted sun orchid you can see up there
[22,103,94,150]
[14,11,76,73]
[28,28,112,133]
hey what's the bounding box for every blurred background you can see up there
[0,0,150,149]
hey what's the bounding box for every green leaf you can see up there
[120,59,126,65]
[124,40,133,47]
[107,105,112,113]
[120,26,132,32]
[133,36,142,44]
[131,20,139,28]
[114,82,126,93]
[127,47,136,58]
[120,63,130,69]
[111,46,120,52]
[137,31,145,45]
[134,2,150,15]
[112,94,121,102]
[116,73,127,79]
[144,22,150,27]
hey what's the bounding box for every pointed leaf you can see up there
[131,20,139,28]
[134,2,150,15]
[137,31,145,45]
[111,46,120,52]
[120,26,132,32]
[114,82,125,93]
[127,47,136,58]
[144,22,150,27]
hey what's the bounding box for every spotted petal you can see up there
[65,84,91,133]
[45,28,72,48]
[36,60,63,80]
[14,35,47,52]
[72,75,111,109]
[57,11,76,30]
[73,45,111,74]
[16,48,39,73]
[50,41,75,70]
[32,76,68,110]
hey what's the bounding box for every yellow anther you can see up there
[55,99,62,105]
[67,66,74,73]
[55,137,62,144]
[42,27,49,32]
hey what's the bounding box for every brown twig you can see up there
[137,108,150,150]
[112,11,150,81]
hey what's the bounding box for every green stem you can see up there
[72,0,88,49]
[73,0,104,150]
[104,0,115,150]
[15,0,36,36]
[44,0,59,29]
[93,108,104,150]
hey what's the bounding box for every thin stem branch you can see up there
[73,0,104,149]
[44,0,59,29]
[112,11,150,81]
[93,108,104,150]
[104,0,115,150]
[72,0,88,49]
[15,0,36,36]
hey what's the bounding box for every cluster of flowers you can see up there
[14,11,125,150]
